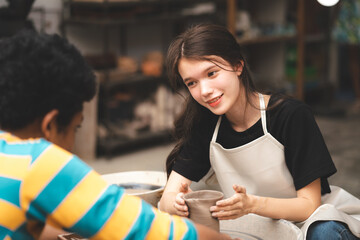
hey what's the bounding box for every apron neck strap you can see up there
[211,116,222,142]
[258,93,268,134]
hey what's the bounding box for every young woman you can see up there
[159,24,360,239]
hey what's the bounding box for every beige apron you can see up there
[209,93,360,238]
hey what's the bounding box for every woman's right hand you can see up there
[173,182,192,217]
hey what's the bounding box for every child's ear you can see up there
[235,60,244,76]
[41,109,59,141]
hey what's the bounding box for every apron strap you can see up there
[259,93,268,134]
[211,116,222,142]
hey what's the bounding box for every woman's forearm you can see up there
[159,192,178,214]
[213,180,322,222]
[251,195,320,222]
[251,179,321,222]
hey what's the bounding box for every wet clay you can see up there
[183,190,224,231]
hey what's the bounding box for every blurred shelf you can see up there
[62,13,218,26]
[63,0,221,26]
[304,33,327,43]
[236,33,326,46]
[97,129,172,156]
[97,72,167,88]
[237,34,297,46]
[68,0,218,6]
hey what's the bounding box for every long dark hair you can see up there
[165,24,259,177]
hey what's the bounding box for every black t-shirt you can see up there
[172,93,337,195]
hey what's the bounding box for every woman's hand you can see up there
[210,184,254,220]
[173,183,192,217]
[159,171,193,215]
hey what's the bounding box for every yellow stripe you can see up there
[20,145,72,211]
[4,236,12,240]
[0,132,40,144]
[92,194,142,239]
[145,209,172,240]
[0,199,25,231]
[0,132,19,143]
[0,153,31,180]
[0,133,37,144]
[47,171,108,228]
[172,216,188,240]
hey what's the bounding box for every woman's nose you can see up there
[200,80,213,97]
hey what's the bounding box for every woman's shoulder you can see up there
[266,93,320,147]
[268,92,312,117]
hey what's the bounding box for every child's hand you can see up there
[210,184,253,220]
[173,183,192,217]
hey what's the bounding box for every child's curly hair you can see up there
[0,30,96,131]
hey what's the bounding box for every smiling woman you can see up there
[159,24,360,240]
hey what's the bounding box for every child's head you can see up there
[0,30,96,148]
[166,24,255,94]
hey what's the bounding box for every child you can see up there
[0,30,232,240]
[159,24,360,239]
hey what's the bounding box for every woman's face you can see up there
[178,56,243,115]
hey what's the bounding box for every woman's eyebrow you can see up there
[183,77,192,83]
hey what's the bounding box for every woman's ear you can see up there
[41,109,59,141]
[235,60,244,76]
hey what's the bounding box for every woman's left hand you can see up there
[210,184,254,220]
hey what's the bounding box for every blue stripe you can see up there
[0,176,21,207]
[0,139,34,155]
[0,225,12,240]
[27,157,91,221]
[168,220,174,240]
[68,184,125,238]
[182,219,197,240]
[125,200,155,240]
[0,138,50,163]
[29,139,52,164]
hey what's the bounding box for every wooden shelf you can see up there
[63,0,221,27]
[237,34,297,46]
[304,33,327,43]
[62,13,218,26]
[236,33,326,46]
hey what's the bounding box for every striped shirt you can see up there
[0,131,197,240]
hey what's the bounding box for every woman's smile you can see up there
[207,93,224,107]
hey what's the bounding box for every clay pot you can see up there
[183,190,224,231]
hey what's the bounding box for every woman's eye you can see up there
[186,82,194,87]
[208,71,217,77]
[186,81,195,87]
